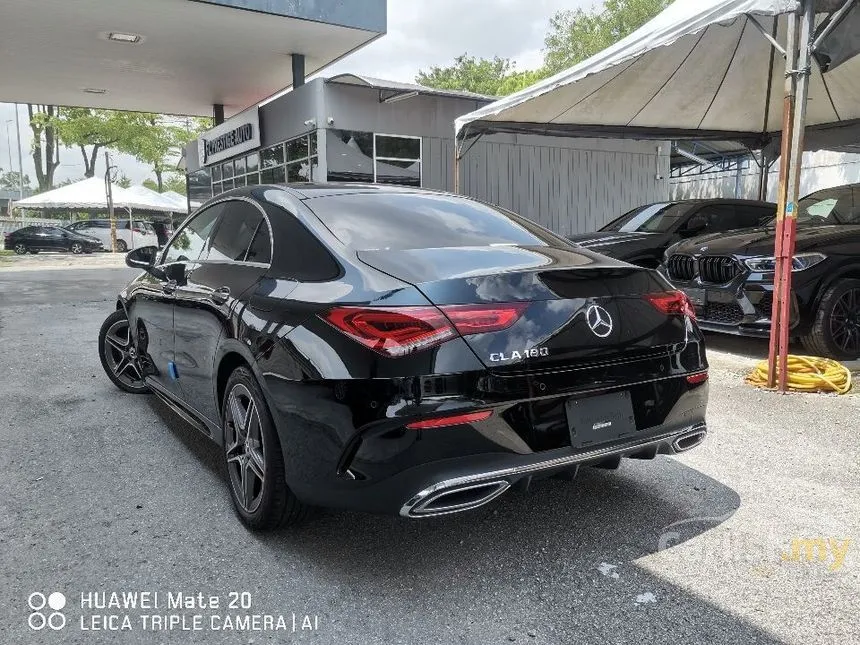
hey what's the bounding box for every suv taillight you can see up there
[321,303,528,357]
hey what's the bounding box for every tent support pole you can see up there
[767,0,814,391]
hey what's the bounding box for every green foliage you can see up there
[55,108,148,177]
[116,174,132,188]
[543,0,672,74]
[142,178,158,191]
[120,116,209,191]
[162,174,187,195]
[416,54,515,97]
[0,169,32,191]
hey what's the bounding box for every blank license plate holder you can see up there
[566,391,637,449]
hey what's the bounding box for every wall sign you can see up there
[198,108,261,167]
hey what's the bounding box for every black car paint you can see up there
[4,225,102,253]
[569,199,776,267]
[116,184,708,517]
[660,223,860,338]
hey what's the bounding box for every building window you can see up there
[326,130,421,187]
[208,132,318,196]
[374,134,421,187]
[187,168,213,204]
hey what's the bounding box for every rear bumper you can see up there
[264,362,709,517]
[400,422,707,517]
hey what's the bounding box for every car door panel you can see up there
[174,262,268,425]
[172,199,270,427]
[125,271,181,398]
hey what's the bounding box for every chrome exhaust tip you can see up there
[404,480,510,518]
[672,427,707,453]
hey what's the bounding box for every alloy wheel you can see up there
[224,383,266,513]
[829,288,860,356]
[102,319,145,388]
[71,242,84,254]
[14,243,27,255]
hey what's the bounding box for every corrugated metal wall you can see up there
[423,135,670,236]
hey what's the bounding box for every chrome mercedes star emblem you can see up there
[586,304,613,338]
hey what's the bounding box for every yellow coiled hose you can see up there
[746,355,852,394]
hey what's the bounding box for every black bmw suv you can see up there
[569,199,776,267]
[660,182,860,359]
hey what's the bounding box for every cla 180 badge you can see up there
[489,347,549,362]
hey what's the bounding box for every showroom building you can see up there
[184,75,671,235]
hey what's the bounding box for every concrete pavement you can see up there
[0,267,857,644]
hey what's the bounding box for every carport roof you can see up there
[0,0,386,117]
[327,74,496,103]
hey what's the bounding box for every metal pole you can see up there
[454,152,460,194]
[4,121,13,175]
[776,0,815,391]
[766,9,799,388]
[14,104,24,200]
[105,151,117,253]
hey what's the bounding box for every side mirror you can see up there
[125,246,165,280]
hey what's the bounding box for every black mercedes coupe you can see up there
[99,184,709,529]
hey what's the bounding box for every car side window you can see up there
[735,205,775,227]
[245,222,272,264]
[161,204,223,265]
[204,201,265,263]
[689,205,735,232]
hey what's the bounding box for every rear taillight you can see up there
[321,303,528,357]
[644,291,696,320]
[406,410,492,429]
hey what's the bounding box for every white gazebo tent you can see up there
[455,0,860,390]
[125,185,187,213]
[14,176,178,250]
[162,190,202,213]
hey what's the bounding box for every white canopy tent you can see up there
[125,185,186,213]
[455,0,860,390]
[455,0,860,146]
[162,190,201,213]
[14,177,175,213]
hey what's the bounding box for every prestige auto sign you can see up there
[198,108,261,167]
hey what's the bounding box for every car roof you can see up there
[214,183,441,202]
[663,198,777,207]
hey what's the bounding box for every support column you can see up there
[292,54,306,88]
[213,104,224,125]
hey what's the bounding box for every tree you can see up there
[543,0,672,74]
[142,178,158,192]
[163,174,187,195]
[0,169,32,191]
[122,115,209,192]
[27,105,61,192]
[416,54,516,97]
[55,108,148,178]
[116,173,132,188]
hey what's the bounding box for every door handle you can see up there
[209,286,231,305]
[162,280,177,295]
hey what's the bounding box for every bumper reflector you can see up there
[406,410,492,430]
[686,372,709,385]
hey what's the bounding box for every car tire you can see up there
[115,239,128,253]
[801,278,860,360]
[13,243,27,255]
[71,242,84,254]
[98,309,149,394]
[222,366,309,530]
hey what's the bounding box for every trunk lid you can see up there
[357,245,690,372]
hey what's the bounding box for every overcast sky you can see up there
[0,0,585,190]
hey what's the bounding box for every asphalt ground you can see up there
[0,266,858,645]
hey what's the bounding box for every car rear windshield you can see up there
[792,184,860,225]
[306,192,553,250]
[601,203,686,233]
